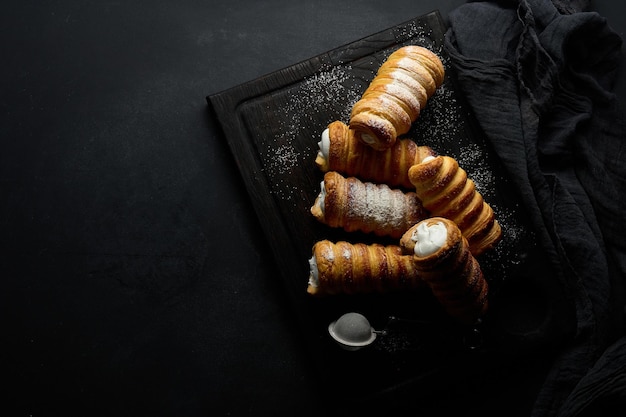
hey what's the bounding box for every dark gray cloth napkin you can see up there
[445,0,626,415]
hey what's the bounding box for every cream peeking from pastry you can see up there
[307,240,424,296]
[315,120,437,189]
[407,155,502,256]
[349,45,445,150]
[310,171,429,239]
[400,217,489,325]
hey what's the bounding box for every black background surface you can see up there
[2,1,625,416]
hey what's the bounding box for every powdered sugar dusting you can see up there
[350,182,411,234]
[456,142,495,199]
[300,66,362,121]
[396,21,435,46]
[411,82,465,148]
[261,65,362,204]
[478,200,535,286]
[272,144,301,175]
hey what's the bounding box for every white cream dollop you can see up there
[360,132,377,144]
[412,221,448,257]
[308,255,319,288]
[317,128,330,161]
[315,180,326,215]
[421,155,436,163]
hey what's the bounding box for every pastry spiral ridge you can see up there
[400,217,489,325]
[315,120,436,189]
[408,155,502,256]
[307,240,424,296]
[310,171,428,239]
[349,45,445,150]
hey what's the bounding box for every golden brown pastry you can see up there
[315,120,437,189]
[349,45,445,150]
[307,239,424,295]
[407,155,502,256]
[400,217,488,325]
[310,171,429,239]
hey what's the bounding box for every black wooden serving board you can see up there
[208,10,569,403]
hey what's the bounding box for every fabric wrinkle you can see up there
[445,0,626,415]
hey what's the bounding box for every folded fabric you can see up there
[445,0,626,416]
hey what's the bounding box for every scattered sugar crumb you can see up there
[456,142,496,198]
[411,83,465,150]
[261,64,362,204]
[374,332,413,353]
[397,22,433,44]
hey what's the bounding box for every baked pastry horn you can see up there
[315,120,437,189]
[349,45,445,150]
[407,155,502,256]
[310,171,429,239]
[400,217,488,325]
[307,240,424,296]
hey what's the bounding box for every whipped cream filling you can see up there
[315,180,326,215]
[317,128,330,161]
[411,221,448,257]
[421,155,436,163]
[308,256,319,288]
[360,132,377,144]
